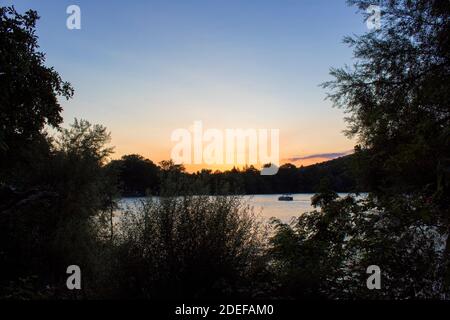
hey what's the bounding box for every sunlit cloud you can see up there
[284,150,353,163]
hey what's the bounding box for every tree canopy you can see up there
[323,0,450,197]
[0,6,73,151]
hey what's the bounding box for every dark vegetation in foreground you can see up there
[1,0,449,299]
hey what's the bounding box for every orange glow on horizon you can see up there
[182,156,342,173]
[109,152,343,173]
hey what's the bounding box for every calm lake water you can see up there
[119,193,353,223]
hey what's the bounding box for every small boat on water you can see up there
[278,194,293,201]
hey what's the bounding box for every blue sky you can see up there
[6,0,367,168]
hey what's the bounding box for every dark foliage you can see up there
[113,195,269,299]
[108,153,360,197]
[2,1,449,300]
[0,6,73,168]
[107,154,160,197]
[269,0,450,299]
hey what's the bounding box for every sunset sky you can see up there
[8,0,367,171]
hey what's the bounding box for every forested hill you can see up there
[296,154,359,193]
[108,153,362,197]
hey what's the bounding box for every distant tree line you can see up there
[107,154,361,197]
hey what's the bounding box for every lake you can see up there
[119,193,353,223]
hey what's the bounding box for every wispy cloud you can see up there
[285,150,353,162]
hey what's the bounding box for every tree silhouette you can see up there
[0,6,73,151]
